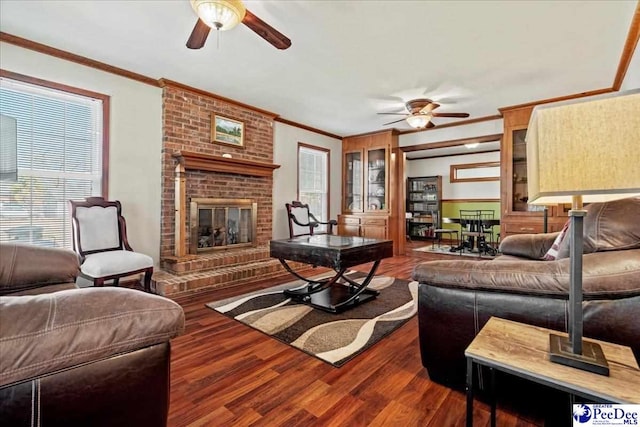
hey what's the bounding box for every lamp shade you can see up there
[190,0,246,31]
[406,113,432,129]
[526,89,640,205]
[0,114,17,181]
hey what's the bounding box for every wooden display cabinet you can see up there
[499,105,568,239]
[338,130,400,253]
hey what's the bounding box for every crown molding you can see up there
[274,117,342,140]
[0,32,160,87]
[498,88,614,113]
[613,1,640,90]
[0,32,340,138]
[158,78,278,119]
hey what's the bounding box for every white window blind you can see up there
[298,145,329,229]
[0,77,103,249]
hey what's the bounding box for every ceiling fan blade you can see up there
[431,112,470,118]
[419,102,440,114]
[186,19,211,49]
[427,121,436,128]
[382,118,408,126]
[242,9,291,50]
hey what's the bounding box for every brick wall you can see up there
[161,83,275,258]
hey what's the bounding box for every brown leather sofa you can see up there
[412,196,640,390]
[0,243,185,426]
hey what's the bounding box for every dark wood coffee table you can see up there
[269,235,393,313]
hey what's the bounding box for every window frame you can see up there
[0,69,110,196]
[450,161,500,183]
[297,142,331,226]
[0,69,109,249]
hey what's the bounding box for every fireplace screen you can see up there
[190,198,257,253]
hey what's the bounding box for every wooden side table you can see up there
[465,317,640,426]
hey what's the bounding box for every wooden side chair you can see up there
[286,201,337,238]
[69,197,153,292]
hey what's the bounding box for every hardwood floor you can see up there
[168,243,543,427]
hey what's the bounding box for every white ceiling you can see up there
[0,0,637,139]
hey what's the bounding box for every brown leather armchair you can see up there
[411,196,640,390]
[0,243,185,426]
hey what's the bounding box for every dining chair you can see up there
[431,211,459,250]
[69,196,154,292]
[478,210,498,255]
[459,209,484,257]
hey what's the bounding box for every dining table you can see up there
[442,217,500,255]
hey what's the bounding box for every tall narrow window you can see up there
[0,75,107,249]
[298,143,330,231]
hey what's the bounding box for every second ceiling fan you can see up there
[379,99,469,129]
[186,0,291,50]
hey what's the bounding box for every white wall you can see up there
[620,43,639,91]
[406,151,500,199]
[401,119,503,200]
[273,122,342,240]
[0,42,163,264]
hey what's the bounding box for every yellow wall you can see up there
[441,200,501,235]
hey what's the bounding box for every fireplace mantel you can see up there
[173,151,280,177]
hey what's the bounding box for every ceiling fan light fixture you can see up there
[406,113,432,129]
[190,0,246,31]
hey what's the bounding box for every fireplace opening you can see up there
[190,198,257,253]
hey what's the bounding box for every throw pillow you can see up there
[556,196,640,258]
[542,220,569,260]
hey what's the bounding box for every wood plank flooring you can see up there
[168,243,543,427]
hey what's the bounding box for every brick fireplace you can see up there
[152,80,303,296]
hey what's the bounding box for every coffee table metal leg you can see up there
[279,258,382,313]
[331,260,381,311]
[278,259,331,287]
[466,358,474,427]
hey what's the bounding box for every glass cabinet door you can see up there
[366,148,386,211]
[512,128,544,213]
[344,150,362,212]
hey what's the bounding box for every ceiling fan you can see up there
[186,0,291,50]
[379,99,470,129]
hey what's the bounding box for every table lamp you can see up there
[526,88,640,375]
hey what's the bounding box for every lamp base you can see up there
[549,334,609,376]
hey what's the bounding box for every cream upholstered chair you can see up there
[70,197,153,292]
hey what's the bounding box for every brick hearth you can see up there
[153,246,313,296]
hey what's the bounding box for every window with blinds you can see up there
[298,144,329,231]
[0,77,104,249]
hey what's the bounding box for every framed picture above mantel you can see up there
[212,113,244,148]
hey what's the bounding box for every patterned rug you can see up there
[413,244,496,259]
[206,271,417,367]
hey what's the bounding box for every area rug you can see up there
[206,271,417,367]
[413,244,496,259]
